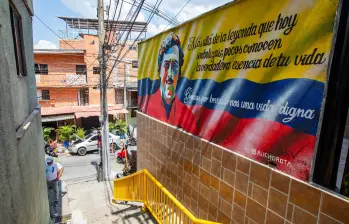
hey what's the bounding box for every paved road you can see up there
[59,146,136,184]
[59,152,100,184]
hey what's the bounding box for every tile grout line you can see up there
[291,203,318,218]
[251,182,254,199]
[264,169,273,224]
[244,161,252,223]
[316,192,324,224]
[234,181,270,209]
[268,208,287,221]
[286,179,292,224]
[320,211,344,224]
[270,185,289,197]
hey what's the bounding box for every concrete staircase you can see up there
[52,180,156,224]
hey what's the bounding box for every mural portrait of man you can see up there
[158,33,184,117]
[141,33,197,134]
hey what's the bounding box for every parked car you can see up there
[69,132,122,156]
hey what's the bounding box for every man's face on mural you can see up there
[160,45,180,105]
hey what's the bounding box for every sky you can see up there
[33,0,232,49]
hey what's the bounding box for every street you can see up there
[60,152,100,185]
[52,148,156,224]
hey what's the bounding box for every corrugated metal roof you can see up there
[57,16,147,32]
[42,114,75,122]
[41,105,124,116]
[34,49,85,54]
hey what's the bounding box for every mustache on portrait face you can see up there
[165,77,174,85]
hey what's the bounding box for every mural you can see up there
[138,0,339,180]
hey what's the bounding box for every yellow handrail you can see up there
[113,169,221,224]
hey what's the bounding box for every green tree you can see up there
[56,125,76,141]
[109,119,127,135]
[43,127,55,142]
[75,127,86,139]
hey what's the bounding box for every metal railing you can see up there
[35,74,87,87]
[113,169,220,224]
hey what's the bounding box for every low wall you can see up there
[137,112,349,224]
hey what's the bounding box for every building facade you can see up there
[0,0,49,223]
[136,0,349,224]
[35,32,139,130]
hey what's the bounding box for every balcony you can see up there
[36,74,87,87]
[127,99,138,108]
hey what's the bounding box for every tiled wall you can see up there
[137,112,349,224]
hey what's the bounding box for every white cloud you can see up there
[60,0,96,18]
[59,0,232,38]
[34,40,58,49]
[60,0,145,21]
[147,23,168,35]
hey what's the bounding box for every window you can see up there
[131,108,137,118]
[312,6,349,198]
[76,65,87,75]
[9,4,26,76]
[128,45,137,51]
[115,89,124,104]
[90,135,98,141]
[93,66,100,74]
[41,90,50,100]
[36,90,42,100]
[35,64,48,74]
[132,60,138,68]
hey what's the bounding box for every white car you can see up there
[69,132,122,156]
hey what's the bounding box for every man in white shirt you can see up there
[45,156,64,217]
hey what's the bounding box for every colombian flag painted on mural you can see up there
[138,0,339,180]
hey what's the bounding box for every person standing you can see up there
[97,130,102,149]
[45,156,64,217]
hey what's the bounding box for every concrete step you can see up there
[65,181,157,224]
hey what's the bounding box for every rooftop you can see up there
[58,16,148,33]
[34,49,85,54]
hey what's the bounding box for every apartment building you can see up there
[35,18,143,129]
[0,0,49,223]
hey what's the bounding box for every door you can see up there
[86,135,98,151]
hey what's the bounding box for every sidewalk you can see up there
[48,180,71,224]
[48,148,157,224]
[67,180,156,224]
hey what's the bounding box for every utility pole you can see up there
[98,0,110,181]
[124,63,128,122]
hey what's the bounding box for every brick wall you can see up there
[38,88,78,107]
[88,87,115,106]
[59,39,84,49]
[34,54,85,74]
[137,112,349,224]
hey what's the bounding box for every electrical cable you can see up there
[105,0,119,44]
[123,0,179,26]
[106,0,163,81]
[162,0,191,31]
[34,14,100,90]
[105,0,145,65]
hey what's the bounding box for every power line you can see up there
[123,0,179,27]
[106,0,145,65]
[162,0,191,31]
[34,14,100,90]
[111,0,139,50]
[117,0,162,61]
[105,0,119,45]
[106,0,163,81]
[34,14,97,65]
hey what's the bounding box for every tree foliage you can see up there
[75,127,86,139]
[55,125,76,141]
[43,127,55,142]
[109,119,127,135]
